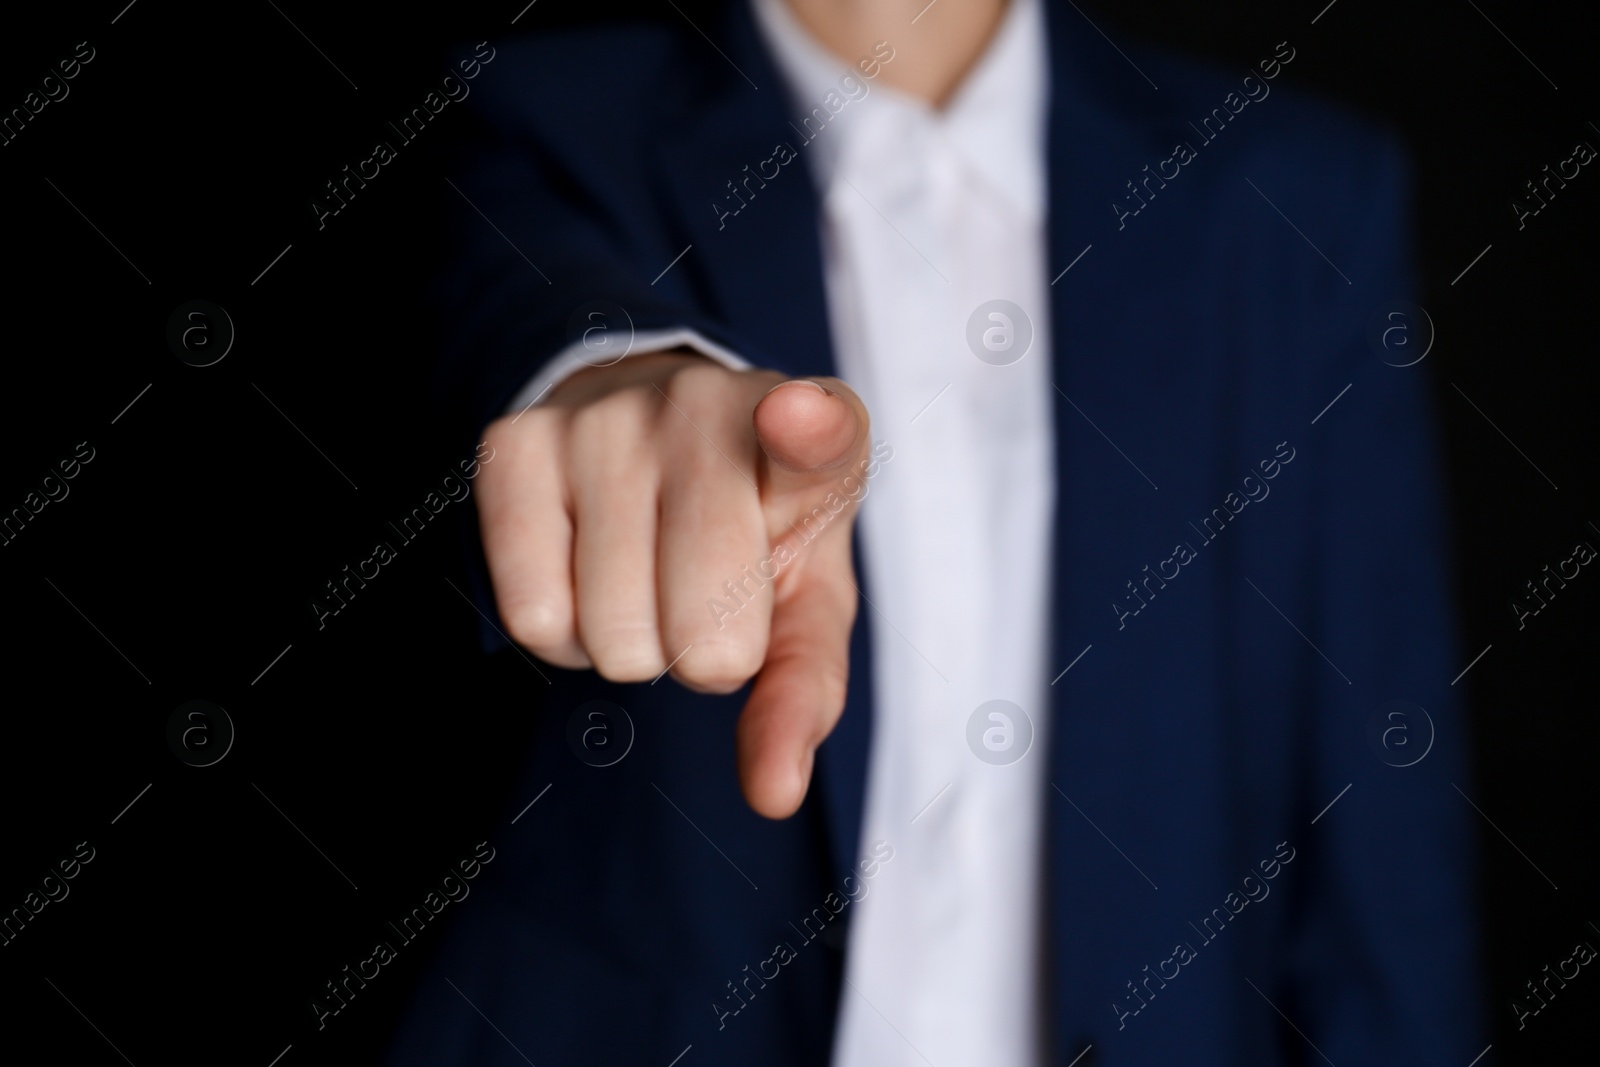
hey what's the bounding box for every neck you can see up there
[782,0,1008,107]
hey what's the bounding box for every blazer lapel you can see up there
[1041,0,1237,1051]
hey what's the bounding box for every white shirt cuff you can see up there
[503,327,753,416]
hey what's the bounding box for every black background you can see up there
[0,1,1592,1064]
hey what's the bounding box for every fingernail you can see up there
[766,379,834,397]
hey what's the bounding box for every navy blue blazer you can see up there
[393,3,1484,1064]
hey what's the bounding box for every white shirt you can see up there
[510,2,1053,1063]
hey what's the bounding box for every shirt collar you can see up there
[749,0,1048,220]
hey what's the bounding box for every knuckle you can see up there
[482,412,520,448]
[600,385,657,426]
[478,418,559,497]
[566,391,631,448]
[583,624,664,683]
[570,394,659,478]
[665,359,732,402]
[815,663,849,718]
[674,639,764,694]
[484,407,550,454]
[662,366,742,429]
[502,597,571,653]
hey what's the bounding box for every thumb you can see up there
[752,377,870,503]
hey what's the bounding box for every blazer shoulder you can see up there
[1120,37,1410,194]
[467,24,698,139]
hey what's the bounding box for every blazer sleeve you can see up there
[429,41,764,649]
[1284,129,1486,1065]
[429,41,760,447]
